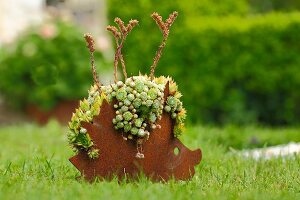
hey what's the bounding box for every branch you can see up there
[150,11,178,80]
[84,33,101,91]
[107,19,138,82]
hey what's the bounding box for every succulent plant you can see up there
[88,148,100,159]
[98,75,186,142]
[67,85,106,158]
[123,111,133,121]
[102,75,169,141]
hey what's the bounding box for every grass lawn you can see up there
[0,121,299,199]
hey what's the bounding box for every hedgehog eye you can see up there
[173,147,180,156]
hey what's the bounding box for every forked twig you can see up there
[107,18,139,82]
[84,33,102,91]
[150,11,178,80]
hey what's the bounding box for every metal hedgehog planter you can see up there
[68,11,202,181]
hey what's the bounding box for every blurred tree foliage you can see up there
[249,0,300,13]
[108,0,300,125]
[0,21,107,111]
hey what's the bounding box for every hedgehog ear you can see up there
[163,81,170,102]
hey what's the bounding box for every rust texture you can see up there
[69,84,202,182]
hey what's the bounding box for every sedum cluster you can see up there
[68,75,186,159]
[102,76,165,139]
[67,85,104,159]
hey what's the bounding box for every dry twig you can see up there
[107,18,139,82]
[150,11,178,80]
[84,33,101,91]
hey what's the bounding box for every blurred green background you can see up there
[0,21,107,110]
[0,0,300,126]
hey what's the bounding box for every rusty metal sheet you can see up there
[69,83,202,181]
